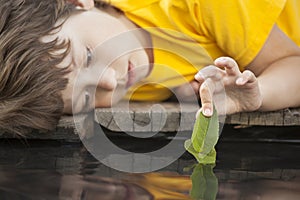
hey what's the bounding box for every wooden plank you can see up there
[283,108,300,126]
[263,110,284,126]
[94,101,199,132]
[95,102,300,132]
[94,103,300,132]
[178,103,199,131]
[225,108,300,126]
[2,102,300,139]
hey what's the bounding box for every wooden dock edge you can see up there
[1,102,300,139]
[226,108,300,126]
[95,102,300,132]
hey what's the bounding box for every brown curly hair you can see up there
[0,0,114,136]
[0,0,76,136]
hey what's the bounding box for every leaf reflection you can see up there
[190,164,218,200]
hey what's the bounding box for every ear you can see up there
[67,0,95,10]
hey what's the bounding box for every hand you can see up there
[66,0,94,10]
[195,57,262,116]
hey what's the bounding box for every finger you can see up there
[174,81,199,98]
[236,70,257,85]
[214,57,240,76]
[190,80,200,94]
[199,78,215,116]
[195,65,225,82]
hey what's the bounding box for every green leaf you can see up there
[190,164,218,200]
[184,107,219,164]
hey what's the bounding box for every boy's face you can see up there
[49,8,152,113]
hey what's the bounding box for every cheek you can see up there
[94,89,113,107]
[94,87,128,107]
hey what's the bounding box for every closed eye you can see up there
[84,90,91,112]
[86,47,92,67]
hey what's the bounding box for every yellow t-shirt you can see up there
[108,0,300,101]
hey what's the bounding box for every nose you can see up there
[97,68,117,90]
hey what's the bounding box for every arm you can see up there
[247,25,300,111]
[194,25,300,116]
[256,56,300,111]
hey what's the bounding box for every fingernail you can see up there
[236,77,243,84]
[215,57,226,63]
[203,108,212,116]
[194,73,201,79]
[194,72,205,81]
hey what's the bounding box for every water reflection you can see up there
[0,169,154,200]
[1,166,300,200]
[190,164,218,200]
[0,127,300,200]
[218,178,300,200]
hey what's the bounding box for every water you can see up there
[0,125,299,200]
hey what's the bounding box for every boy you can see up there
[1,0,300,135]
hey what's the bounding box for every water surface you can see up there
[0,125,299,199]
